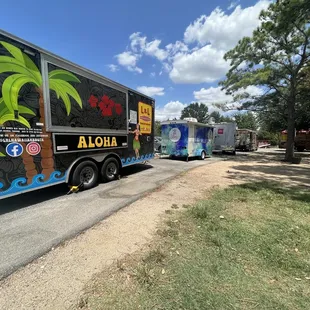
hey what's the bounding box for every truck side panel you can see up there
[190,125,213,157]
[161,123,189,156]
[161,123,213,157]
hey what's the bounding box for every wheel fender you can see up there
[195,148,206,157]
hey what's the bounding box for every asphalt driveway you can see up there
[0,156,224,279]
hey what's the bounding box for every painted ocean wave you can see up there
[121,153,154,166]
[0,171,67,197]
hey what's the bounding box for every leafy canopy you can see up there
[181,102,209,123]
[220,0,310,160]
[234,112,257,131]
[209,111,233,123]
[221,0,310,102]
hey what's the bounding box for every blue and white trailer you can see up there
[160,120,214,160]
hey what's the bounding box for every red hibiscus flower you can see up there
[99,95,116,117]
[99,101,112,117]
[114,103,123,115]
[101,95,115,106]
[88,95,98,108]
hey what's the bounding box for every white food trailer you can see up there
[213,122,237,155]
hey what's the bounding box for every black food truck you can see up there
[0,30,155,199]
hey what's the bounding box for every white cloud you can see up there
[162,62,172,73]
[129,32,146,52]
[155,101,186,121]
[228,1,240,10]
[169,45,229,84]
[193,85,264,109]
[108,64,119,72]
[115,33,169,73]
[194,86,233,104]
[144,39,168,61]
[166,41,189,56]
[150,72,156,78]
[184,1,270,50]
[137,86,165,97]
[116,51,136,66]
[115,51,143,73]
[168,1,270,84]
[129,66,143,74]
[113,1,270,83]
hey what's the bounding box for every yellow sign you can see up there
[77,136,118,149]
[138,102,152,134]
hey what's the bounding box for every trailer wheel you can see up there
[101,157,119,182]
[71,160,99,190]
[200,151,206,160]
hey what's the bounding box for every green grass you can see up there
[77,182,310,310]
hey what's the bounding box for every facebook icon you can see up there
[6,143,23,157]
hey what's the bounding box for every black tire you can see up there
[200,151,206,160]
[71,160,99,190]
[158,145,161,153]
[101,157,119,183]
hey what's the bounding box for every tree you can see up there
[234,112,257,131]
[256,66,310,132]
[220,0,310,162]
[0,41,82,182]
[209,111,221,123]
[209,111,234,123]
[181,102,209,123]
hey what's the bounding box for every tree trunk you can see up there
[284,99,295,162]
[37,87,55,180]
[3,130,38,184]
[20,140,38,182]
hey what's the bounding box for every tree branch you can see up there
[292,22,309,39]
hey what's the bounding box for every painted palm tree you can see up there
[0,96,35,127]
[0,41,82,182]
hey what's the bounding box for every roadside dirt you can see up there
[1,152,309,310]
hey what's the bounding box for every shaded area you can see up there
[237,182,310,205]
[225,151,310,204]
[228,164,310,183]
[0,163,153,215]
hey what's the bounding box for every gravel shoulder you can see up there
[1,153,309,310]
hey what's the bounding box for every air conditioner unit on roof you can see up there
[184,117,198,122]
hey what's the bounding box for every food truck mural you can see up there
[0,31,155,198]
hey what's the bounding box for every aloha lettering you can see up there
[77,136,118,149]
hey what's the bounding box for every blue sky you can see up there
[0,0,269,120]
